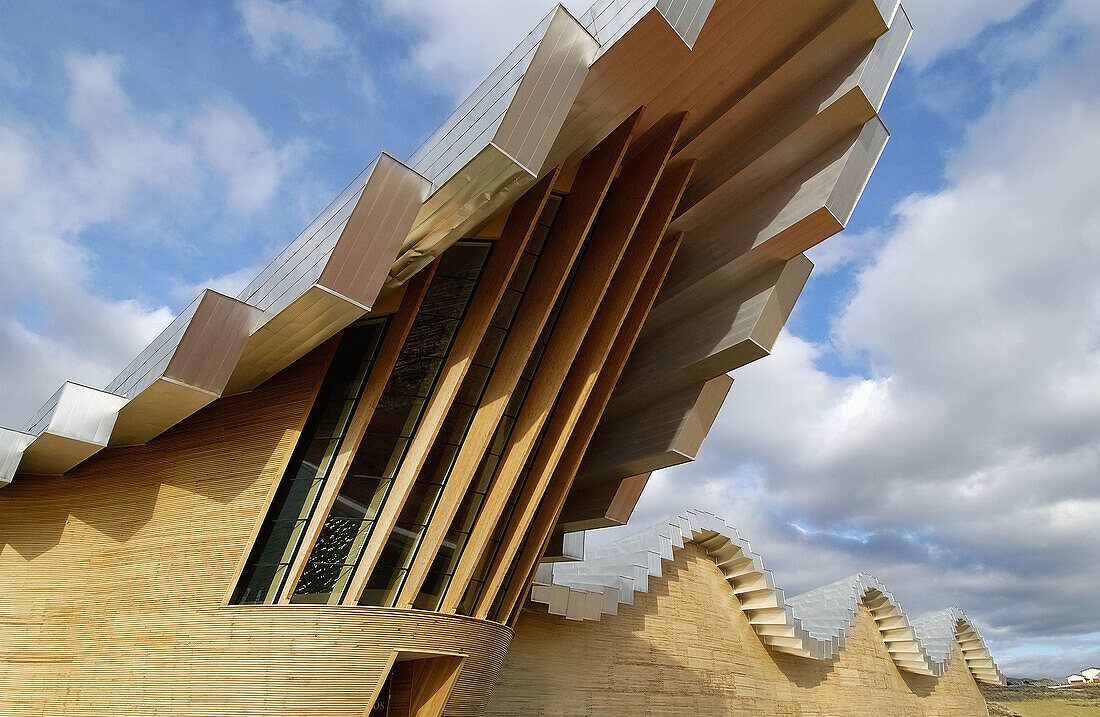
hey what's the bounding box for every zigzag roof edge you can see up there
[531,509,1005,685]
[0,0,725,484]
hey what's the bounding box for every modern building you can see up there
[0,1,1003,715]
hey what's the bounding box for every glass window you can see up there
[232,318,387,604]
[409,196,582,612]
[290,241,493,604]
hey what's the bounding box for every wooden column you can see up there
[309,171,557,604]
[275,266,436,603]
[472,160,694,618]
[497,231,684,625]
[436,116,686,615]
[345,111,642,606]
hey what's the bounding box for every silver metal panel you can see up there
[493,7,599,175]
[106,295,201,398]
[827,116,890,226]
[394,8,595,283]
[408,11,555,187]
[649,120,884,340]
[395,144,530,280]
[239,155,383,316]
[578,374,732,482]
[0,429,33,486]
[108,378,218,448]
[39,382,127,445]
[17,382,127,476]
[655,0,716,48]
[581,0,715,55]
[225,286,366,395]
[606,256,811,422]
[860,4,912,112]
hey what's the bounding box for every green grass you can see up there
[999,701,1100,716]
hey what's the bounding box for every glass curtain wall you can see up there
[458,409,556,616]
[290,241,492,604]
[418,228,585,613]
[232,319,388,604]
[360,195,565,608]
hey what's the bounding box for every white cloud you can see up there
[169,263,264,306]
[805,228,880,275]
[598,2,1100,677]
[900,0,1036,67]
[237,0,349,72]
[0,117,175,425]
[63,53,201,224]
[375,0,587,96]
[0,52,307,427]
[188,103,308,214]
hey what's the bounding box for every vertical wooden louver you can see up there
[239,110,710,623]
[341,111,644,608]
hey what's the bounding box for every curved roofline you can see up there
[531,509,1005,685]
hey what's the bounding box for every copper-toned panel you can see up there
[164,291,258,394]
[319,153,432,308]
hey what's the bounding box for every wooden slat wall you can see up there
[486,544,988,716]
[0,343,512,717]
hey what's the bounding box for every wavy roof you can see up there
[531,509,1005,685]
[0,0,911,494]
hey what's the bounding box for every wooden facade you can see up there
[0,345,510,716]
[0,1,999,715]
[488,543,990,716]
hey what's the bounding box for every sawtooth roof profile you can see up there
[0,0,912,490]
[533,509,1005,685]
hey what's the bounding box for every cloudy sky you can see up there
[1,0,1098,678]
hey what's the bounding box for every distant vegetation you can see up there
[982,683,1100,716]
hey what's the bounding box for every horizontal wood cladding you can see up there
[487,544,988,716]
[0,341,510,716]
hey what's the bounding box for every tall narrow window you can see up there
[458,407,555,617]
[362,195,564,608]
[290,241,493,604]
[415,218,583,613]
[232,319,387,604]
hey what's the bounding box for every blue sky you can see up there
[1,0,1098,678]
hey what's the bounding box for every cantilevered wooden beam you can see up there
[275,266,435,604]
[344,111,642,607]
[312,170,557,603]
[476,160,694,619]
[496,231,683,625]
[437,115,686,615]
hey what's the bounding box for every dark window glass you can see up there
[410,196,580,613]
[291,241,492,604]
[232,318,387,604]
